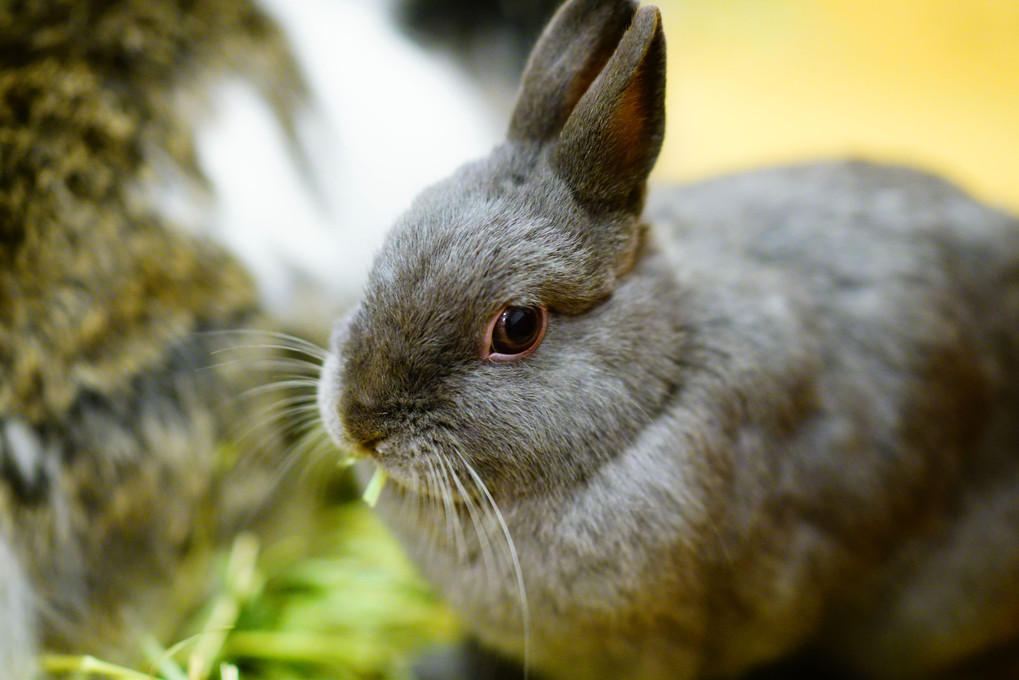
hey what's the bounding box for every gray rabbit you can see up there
[317,0,1019,677]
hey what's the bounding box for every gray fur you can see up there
[0,0,313,671]
[318,0,1019,677]
[554,6,666,208]
[508,0,637,144]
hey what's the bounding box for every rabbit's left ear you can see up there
[552,6,666,209]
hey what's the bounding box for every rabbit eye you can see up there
[483,305,547,360]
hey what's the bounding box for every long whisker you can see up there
[255,419,329,498]
[453,451,530,678]
[201,329,329,361]
[445,457,498,590]
[230,403,322,461]
[210,342,327,363]
[435,457,461,560]
[421,459,440,550]
[209,351,323,369]
[243,393,320,414]
[240,379,320,400]
[430,460,451,554]
[241,399,321,437]
[439,457,468,563]
[201,357,323,377]
[285,422,332,466]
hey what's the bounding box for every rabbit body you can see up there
[318,0,1019,678]
[337,161,1019,680]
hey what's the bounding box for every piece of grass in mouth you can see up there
[362,466,389,507]
[337,448,387,508]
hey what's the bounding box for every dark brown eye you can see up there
[483,305,547,360]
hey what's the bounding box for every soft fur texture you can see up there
[0,0,312,673]
[318,0,1019,678]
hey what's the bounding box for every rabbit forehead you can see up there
[366,150,620,317]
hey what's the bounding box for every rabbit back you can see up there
[646,159,1019,677]
[362,159,1019,680]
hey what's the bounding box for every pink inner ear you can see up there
[480,306,548,362]
[610,77,648,172]
[549,6,665,206]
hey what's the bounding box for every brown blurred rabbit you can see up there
[318,0,1019,678]
[0,0,323,675]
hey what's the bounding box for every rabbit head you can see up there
[318,0,680,503]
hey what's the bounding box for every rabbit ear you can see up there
[507,0,638,143]
[552,6,666,208]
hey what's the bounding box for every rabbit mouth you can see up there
[368,455,483,508]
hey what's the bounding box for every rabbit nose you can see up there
[339,396,390,451]
[343,420,388,453]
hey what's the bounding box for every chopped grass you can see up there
[43,500,462,680]
[361,468,389,508]
[42,656,158,680]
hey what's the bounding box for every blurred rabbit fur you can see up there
[318,0,1019,677]
[0,0,314,675]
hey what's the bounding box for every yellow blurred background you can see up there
[653,0,1019,212]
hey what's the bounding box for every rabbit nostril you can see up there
[338,416,388,455]
[342,423,387,454]
[361,436,384,454]
[338,395,390,452]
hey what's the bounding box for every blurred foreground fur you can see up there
[0,0,338,675]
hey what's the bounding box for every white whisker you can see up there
[287,423,330,462]
[435,457,460,558]
[421,459,440,549]
[445,456,498,590]
[201,356,323,377]
[247,392,320,413]
[201,329,328,361]
[230,402,320,454]
[453,451,530,679]
[439,457,469,563]
[211,342,327,363]
[431,460,451,552]
[240,378,320,399]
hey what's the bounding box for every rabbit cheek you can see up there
[317,352,351,449]
[318,309,365,448]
